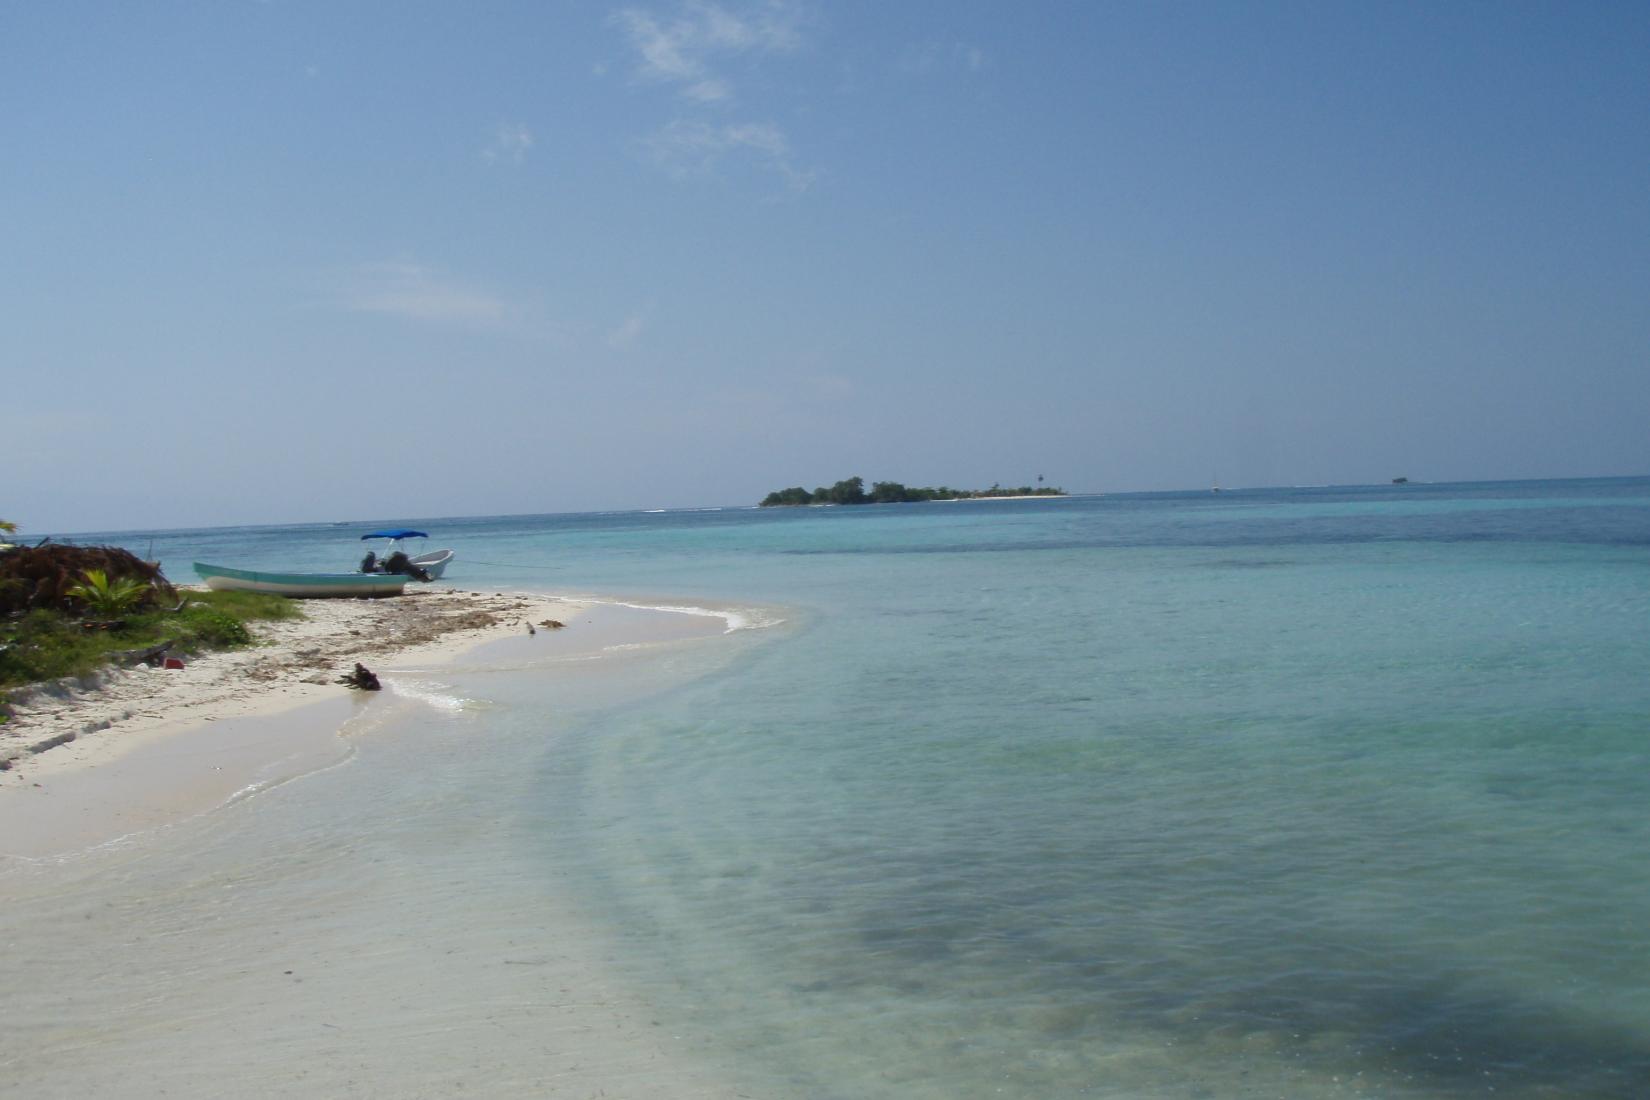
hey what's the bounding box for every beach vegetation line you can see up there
[0,590,300,720]
[1,542,303,716]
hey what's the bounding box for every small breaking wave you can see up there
[602,600,786,634]
[383,677,471,712]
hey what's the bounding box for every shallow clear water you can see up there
[33,479,1650,1096]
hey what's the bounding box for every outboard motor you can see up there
[382,550,433,583]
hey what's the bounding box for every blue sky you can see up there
[7,1,1648,532]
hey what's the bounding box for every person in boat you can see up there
[360,550,380,573]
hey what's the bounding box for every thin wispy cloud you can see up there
[483,122,535,164]
[608,312,647,349]
[643,119,814,192]
[612,2,814,192]
[805,373,855,400]
[901,40,988,75]
[334,262,511,327]
[613,0,802,103]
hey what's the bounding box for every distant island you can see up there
[760,476,1066,507]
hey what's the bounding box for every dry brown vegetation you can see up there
[0,545,176,616]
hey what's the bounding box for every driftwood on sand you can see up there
[336,663,381,691]
[115,638,178,668]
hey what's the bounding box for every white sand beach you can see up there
[0,587,773,1098]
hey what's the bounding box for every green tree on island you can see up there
[759,477,1065,506]
[822,477,869,505]
[760,487,814,507]
[870,481,908,503]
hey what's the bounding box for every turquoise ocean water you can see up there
[25,478,1650,1096]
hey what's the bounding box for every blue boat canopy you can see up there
[362,529,429,540]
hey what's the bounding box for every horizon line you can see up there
[28,472,1650,539]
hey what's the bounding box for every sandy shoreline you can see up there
[0,586,587,855]
[0,587,772,1097]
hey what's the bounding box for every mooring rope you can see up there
[455,558,550,570]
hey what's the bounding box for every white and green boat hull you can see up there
[194,562,410,598]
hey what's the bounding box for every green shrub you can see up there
[180,608,252,647]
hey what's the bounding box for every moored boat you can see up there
[360,529,455,579]
[194,562,410,598]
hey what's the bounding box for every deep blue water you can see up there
[63,478,1650,1097]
